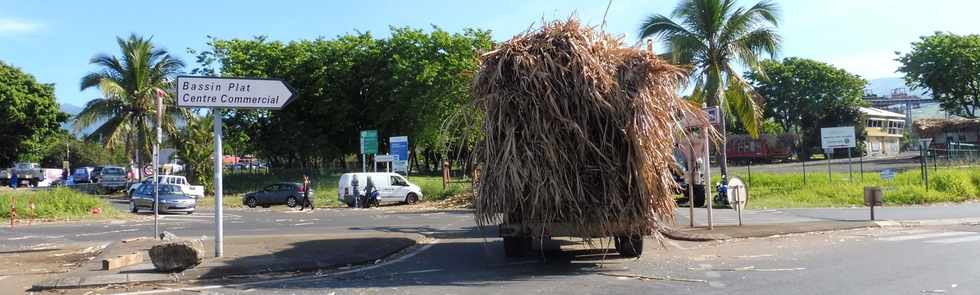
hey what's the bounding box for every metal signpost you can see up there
[390,136,409,175]
[176,76,296,257]
[821,126,856,183]
[360,130,378,172]
[728,177,748,226]
[375,154,395,172]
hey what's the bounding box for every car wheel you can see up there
[245,197,258,208]
[405,193,419,204]
[130,200,138,213]
[286,196,298,208]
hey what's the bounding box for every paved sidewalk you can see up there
[33,232,420,290]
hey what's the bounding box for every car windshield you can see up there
[103,167,125,175]
[139,184,180,195]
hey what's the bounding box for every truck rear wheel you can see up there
[503,236,530,258]
[615,235,643,258]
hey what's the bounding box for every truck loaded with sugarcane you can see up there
[471,19,715,258]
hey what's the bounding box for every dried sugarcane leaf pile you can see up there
[472,19,710,237]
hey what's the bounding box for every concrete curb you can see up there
[874,217,980,227]
[660,221,878,242]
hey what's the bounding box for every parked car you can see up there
[0,163,45,187]
[72,167,96,183]
[243,182,312,208]
[130,183,196,214]
[127,175,205,198]
[338,172,423,206]
[93,165,128,193]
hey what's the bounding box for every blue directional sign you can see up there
[390,136,409,173]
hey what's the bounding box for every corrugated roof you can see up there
[860,107,905,119]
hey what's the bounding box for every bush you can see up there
[0,188,120,220]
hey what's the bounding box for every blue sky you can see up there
[1,0,977,106]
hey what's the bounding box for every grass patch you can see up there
[0,188,121,220]
[219,172,470,208]
[724,166,980,209]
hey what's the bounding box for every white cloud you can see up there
[826,52,902,79]
[0,18,41,34]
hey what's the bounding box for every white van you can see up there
[338,172,423,205]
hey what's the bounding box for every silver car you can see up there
[130,184,196,214]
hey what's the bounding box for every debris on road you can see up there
[149,240,204,272]
[598,272,708,284]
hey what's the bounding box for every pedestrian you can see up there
[364,177,377,208]
[300,174,313,211]
[9,171,17,189]
[350,176,360,208]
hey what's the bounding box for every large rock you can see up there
[149,240,205,272]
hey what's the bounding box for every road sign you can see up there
[375,154,395,162]
[175,76,296,109]
[360,130,378,154]
[390,136,409,173]
[880,169,897,181]
[143,165,154,176]
[174,75,297,258]
[821,126,856,149]
[704,106,720,125]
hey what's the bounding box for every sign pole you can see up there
[213,109,224,257]
[827,149,832,183]
[153,91,162,239]
[362,154,366,173]
[847,147,853,182]
[688,144,695,228]
[704,128,712,230]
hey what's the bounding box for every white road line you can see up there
[925,235,980,244]
[866,229,932,237]
[109,239,442,295]
[0,275,7,281]
[294,223,315,226]
[878,232,975,241]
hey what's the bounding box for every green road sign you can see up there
[360,130,378,154]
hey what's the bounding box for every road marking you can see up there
[0,275,7,281]
[8,236,36,241]
[76,228,139,237]
[294,223,315,226]
[878,231,975,241]
[110,238,442,295]
[925,235,980,244]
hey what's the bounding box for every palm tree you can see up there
[639,0,781,177]
[75,34,187,177]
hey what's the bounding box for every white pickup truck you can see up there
[128,175,205,198]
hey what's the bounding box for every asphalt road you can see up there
[6,201,980,294]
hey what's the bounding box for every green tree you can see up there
[746,57,868,158]
[190,27,493,171]
[173,114,214,193]
[0,61,69,166]
[76,34,189,176]
[639,0,781,176]
[897,32,980,118]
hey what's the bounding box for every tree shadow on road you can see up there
[190,225,646,292]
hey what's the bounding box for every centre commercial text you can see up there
[180,81,281,105]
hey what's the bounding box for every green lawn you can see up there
[722,166,980,209]
[216,172,470,208]
[0,188,122,220]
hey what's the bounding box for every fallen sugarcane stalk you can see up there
[598,272,708,283]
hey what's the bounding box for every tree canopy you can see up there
[746,57,868,157]
[190,26,493,170]
[897,32,980,118]
[0,61,69,166]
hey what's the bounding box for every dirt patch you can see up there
[0,243,106,292]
